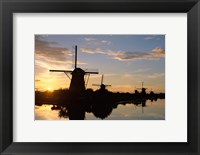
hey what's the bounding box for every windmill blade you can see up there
[85,71,99,74]
[64,72,71,80]
[49,69,73,73]
[85,74,90,88]
[105,85,111,87]
[84,68,99,74]
[74,45,77,69]
[50,69,72,80]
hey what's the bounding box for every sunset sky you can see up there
[35,35,165,93]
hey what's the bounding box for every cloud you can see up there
[144,36,156,40]
[122,74,133,78]
[80,47,165,61]
[100,40,111,45]
[144,35,161,40]
[84,37,95,41]
[115,47,165,61]
[80,48,106,54]
[35,36,73,63]
[35,36,95,91]
[147,73,165,79]
[35,36,87,79]
[152,47,165,56]
[133,68,151,73]
[84,37,111,46]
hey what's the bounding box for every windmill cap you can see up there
[71,68,85,75]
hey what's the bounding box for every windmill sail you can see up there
[49,70,73,73]
[92,75,111,90]
[74,45,77,69]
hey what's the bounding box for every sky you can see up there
[35,35,165,93]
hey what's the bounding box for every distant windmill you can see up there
[135,81,147,94]
[149,88,155,94]
[92,75,111,91]
[49,45,99,95]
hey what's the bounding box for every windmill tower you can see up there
[92,75,111,91]
[49,45,98,95]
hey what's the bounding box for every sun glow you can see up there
[47,87,53,92]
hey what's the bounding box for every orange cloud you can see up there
[80,47,165,61]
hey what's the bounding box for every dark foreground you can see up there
[35,88,165,120]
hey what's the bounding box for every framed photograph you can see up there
[34,34,165,121]
[0,0,199,154]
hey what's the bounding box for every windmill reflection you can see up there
[37,83,163,120]
[49,93,161,120]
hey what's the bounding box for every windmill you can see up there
[149,88,155,95]
[135,81,147,95]
[92,75,111,91]
[49,45,98,95]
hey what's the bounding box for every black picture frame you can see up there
[0,0,199,154]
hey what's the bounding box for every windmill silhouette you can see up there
[92,75,111,91]
[49,45,98,95]
[135,81,147,95]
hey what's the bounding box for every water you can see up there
[35,99,165,120]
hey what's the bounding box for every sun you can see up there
[47,87,53,92]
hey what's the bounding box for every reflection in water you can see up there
[35,83,165,120]
[35,99,165,120]
[35,104,66,120]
